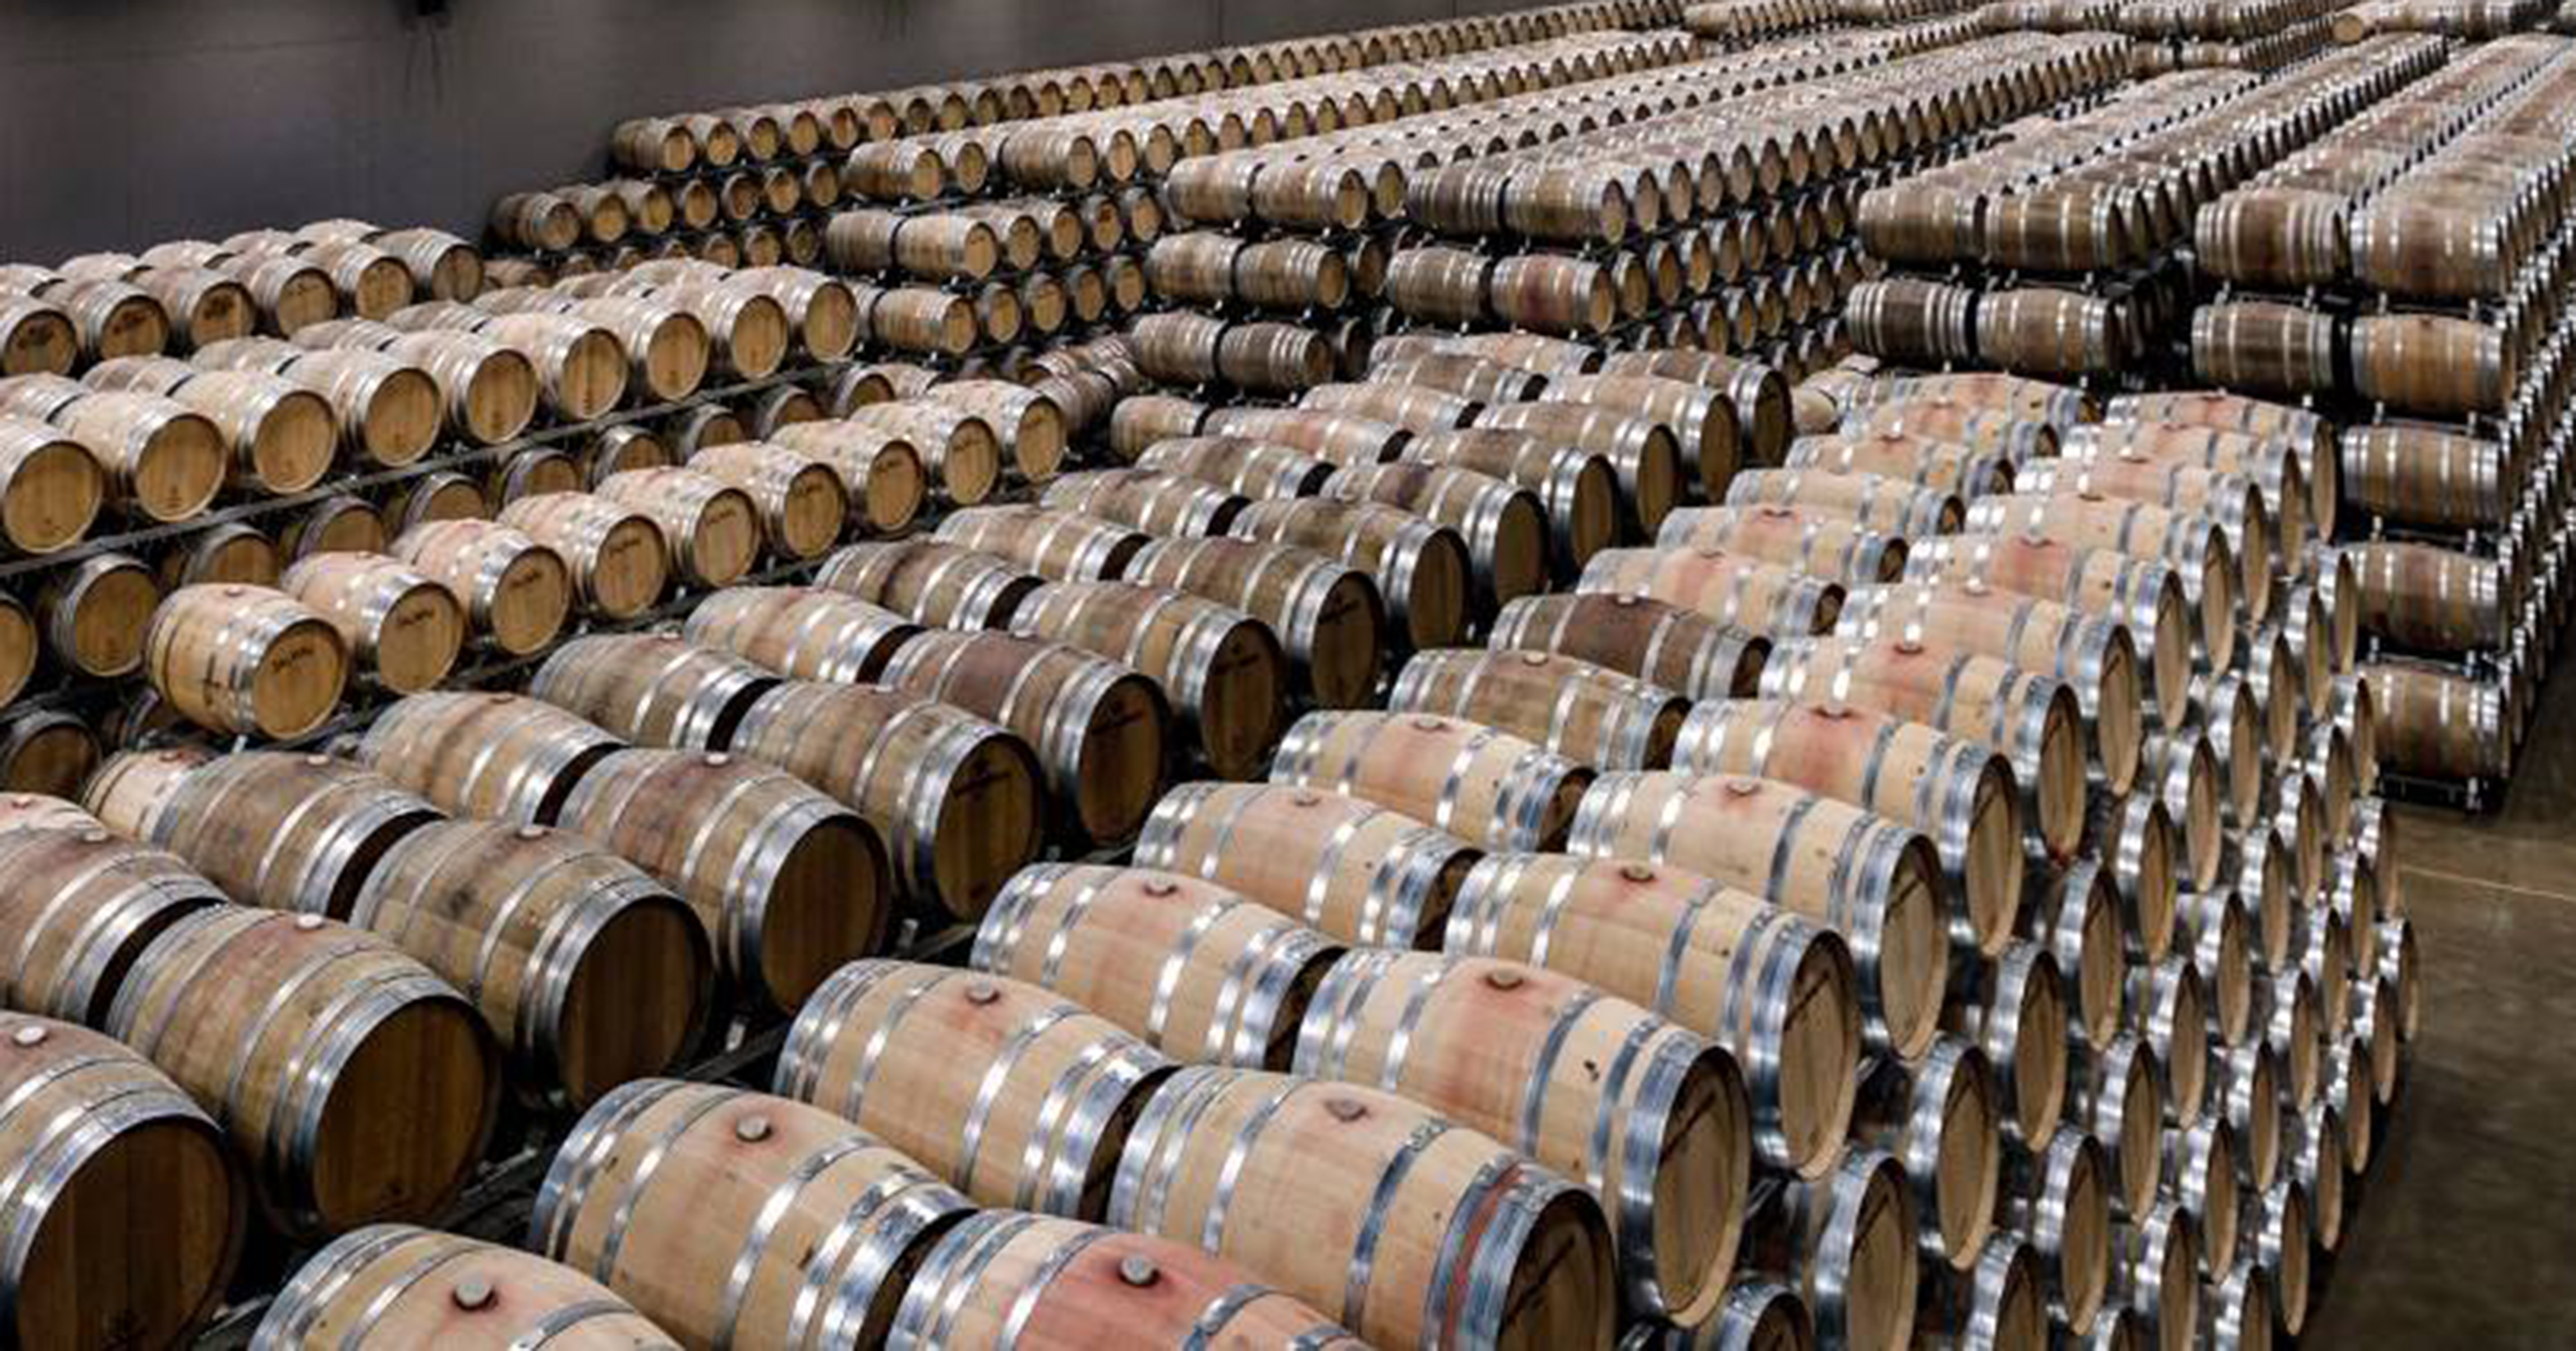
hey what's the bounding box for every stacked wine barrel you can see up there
[2110,0,2347,74]
[2330,0,2554,41]
[1313,25,2119,375]
[498,5,1686,283]
[2190,33,2576,803]
[1848,38,2445,382]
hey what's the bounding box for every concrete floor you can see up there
[2301,696,2576,1349]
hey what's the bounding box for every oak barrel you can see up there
[815,537,1046,628]
[495,492,670,620]
[1904,535,2195,726]
[936,503,1150,582]
[1656,505,1908,585]
[531,1080,973,1349]
[1273,710,1590,852]
[278,553,465,694]
[251,1225,678,1349]
[0,1013,242,1351]
[1488,592,1768,701]
[356,692,623,826]
[1012,580,1289,780]
[0,820,228,1025]
[775,961,1175,1218]
[108,907,498,1237]
[1474,402,1686,535]
[681,586,920,683]
[85,356,335,494]
[389,519,575,657]
[39,551,159,678]
[528,631,778,752]
[1038,466,1248,537]
[554,748,890,1011]
[1727,467,1962,538]
[768,419,932,531]
[1392,646,1690,770]
[352,820,712,1107]
[1109,1068,1619,1351]
[143,751,439,918]
[891,1211,1362,1350]
[0,414,100,554]
[688,440,850,561]
[1121,536,1386,709]
[1580,546,1842,638]
[1135,434,1336,502]
[729,680,1044,921]
[596,467,762,590]
[1325,461,1551,609]
[1405,427,1622,570]
[881,630,1170,844]
[1136,781,1478,950]
[1674,700,2024,954]
[1297,950,1750,1325]
[973,863,1344,1072]
[1570,773,1948,1062]
[1230,497,1471,649]
[142,585,348,739]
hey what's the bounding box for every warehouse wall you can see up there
[0,0,1549,262]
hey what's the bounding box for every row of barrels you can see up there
[2200,41,2576,299]
[2193,300,2530,419]
[2330,0,2556,40]
[0,360,1085,719]
[826,191,1166,279]
[485,214,838,278]
[1844,274,2184,379]
[0,218,483,374]
[1165,29,2118,241]
[603,1,1681,176]
[1884,38,2442,273]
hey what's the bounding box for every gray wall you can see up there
[1,0,1547,263]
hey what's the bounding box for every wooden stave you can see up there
[1903,535,2196,736]
[1474,401,1686,537]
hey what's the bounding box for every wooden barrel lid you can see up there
[0,430,101,554]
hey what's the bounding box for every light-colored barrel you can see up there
[108,907,498,1238]
[554,748,890,1011]
[1391,646,1689,770]
[1773,1150,1920,1351]
[1297,950,1750,1325]
[1906,534,2195,728]
[681,586,919,683]
[1763,636,2094,849]
[1109,1067,1619,1351]
[140,750,438,920]
[494,491,669,620]
[844,401,1004,503]
[1446,852,1860,1179]
[891,1210,1362,1351]
[1580,546,1841,639]
[1136,434,1336,500]
[689,440,849,561]
[355,691,622,825]
[775,961,1174,1220]
[1675,699,2023,954]
[85,356,335,494]
[0,1012,242,1351]
[1136,781,1478,950]
[1474,401,1686,535]
[1571,772,1948,1062]
[1658,505,1908,586]
[1488,592,1767,701]
[1325,461,1551,609]
[936,503,1150,583]
[1039,466,1248,537]
[816,537,1045,629]
[140,585,347,739]
[1122,535,1385,708]
[767,419,932,531]
[1962,495,2242,664]
[278,553,464,694]
[0,819,228,1024]
[386,519,573,657]
[881,630,1170,844]
[529,632,777,751]
[597,467,763,590]
[251,1225,678,1350]
[531,1079,974,1349]
[39,551,159,678]
[973,863,1343,1072]
[1406,426,1622,569]
[1272,709,1591,852]
[1011,580,1289,780]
